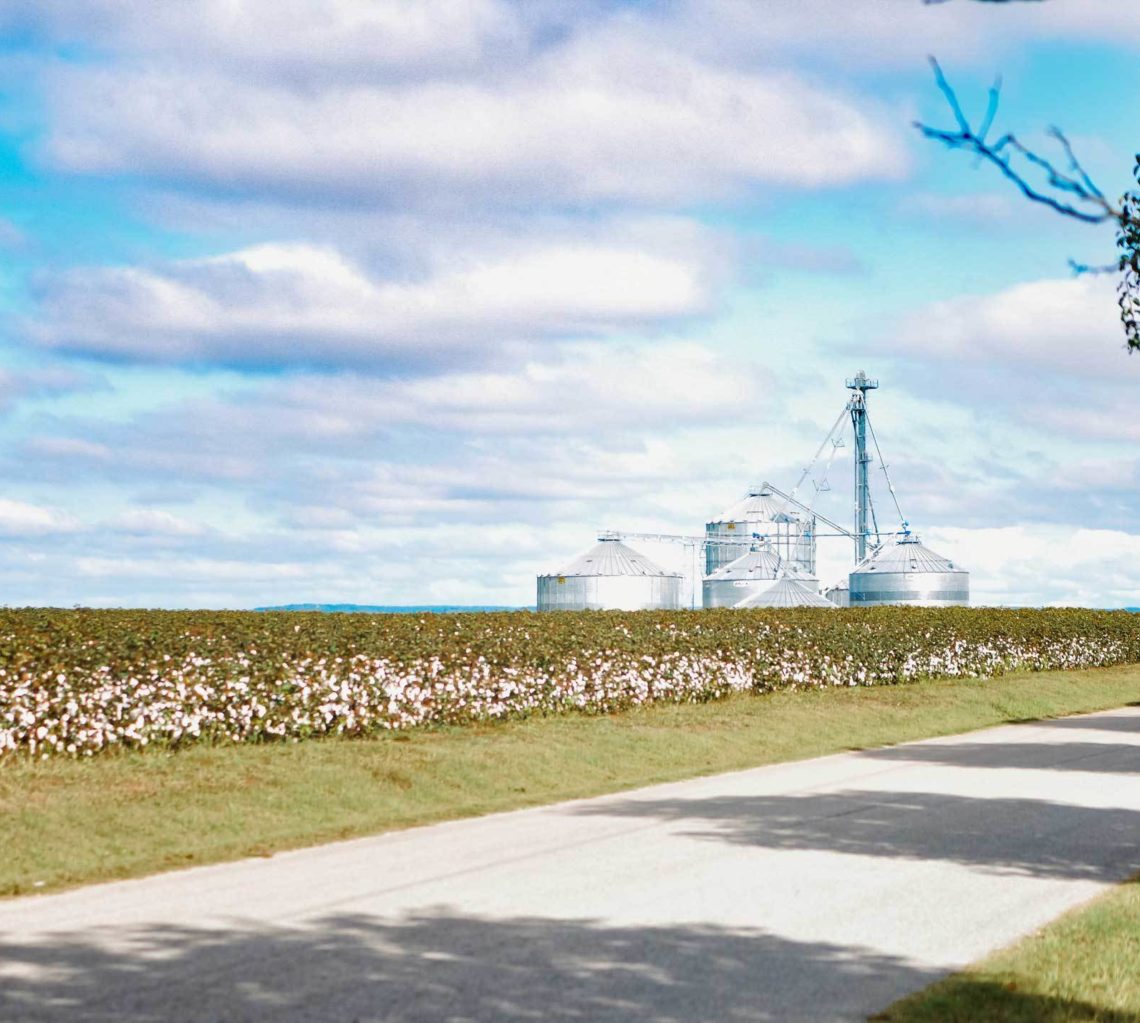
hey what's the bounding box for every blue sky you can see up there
[1,0,1139,608]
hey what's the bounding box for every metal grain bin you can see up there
[702,548,782,608]
[824,579,850,607]
[705,486,815,577]
[848,536,968,607]
[537,538,684,611]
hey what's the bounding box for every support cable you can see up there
[865,411,907,532]
[784,406,849,509]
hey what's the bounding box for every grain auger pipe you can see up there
[757,482,856,540]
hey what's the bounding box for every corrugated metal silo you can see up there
[705,486,815,576]
[824,579,850,607]
[734,577,835,609]
[702,549,818,608]
[537,538,684,611]
[702,548,781,608]
[848,536,968,607]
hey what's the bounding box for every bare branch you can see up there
[1067,258,1118,276]
[976,74,1002,143]
[916,6,1140,352]
[1049,127,1105,200]
[926,56,970,135]
[914,58,1122,226]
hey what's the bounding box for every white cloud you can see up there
[0,498,78,536]
[8,337,782,547]
[865,275,1140,455]
[39,30,906,205]
[0,366,99,411]
[19,0,1140,83]
[897,192,1023,225]
[4,0,523,77]
[263,340,760,435]
[29,437,114,460]
[110,509,207,537]
[14,342,770,523]
[26,235,715,366]
[73,554,307,582]
[660,0,1140,71]
[893,275,1137,380]
[930,525,1140,608]
[1025,0,1140,46]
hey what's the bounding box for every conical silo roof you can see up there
[709,487,800,524]
[853,537,963,575]
[547,538,679,578]
[734,577,834,609]
[705,547,783,581]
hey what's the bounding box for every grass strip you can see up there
[875,875,1140,1022]
[3,663,1140,899]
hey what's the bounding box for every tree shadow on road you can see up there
[859,740,1139,773]
[1035,713,1140,735]
[4,909,1136,1023]
[576,791,1140,882]
[0,911,939,1023]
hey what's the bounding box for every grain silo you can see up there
[824,579,850,607]
[703,548,819,608]
[537,537,684,611]
[702,548,781,608]
[848,536,969,607]
[734,577,835,609]
[704,486,815,577]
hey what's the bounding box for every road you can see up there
[2,705,1139,1022]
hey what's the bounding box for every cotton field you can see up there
[2,607,1137,758]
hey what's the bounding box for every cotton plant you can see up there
[1,608,1137,758]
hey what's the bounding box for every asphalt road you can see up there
[3,705,1139,1022]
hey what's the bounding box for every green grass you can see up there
[3,663,1140,899]
[876,876,1140,1022]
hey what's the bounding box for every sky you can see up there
[1,0,1139,610]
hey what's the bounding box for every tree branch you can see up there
[916,57,1140,352]
[914,58,1122,225]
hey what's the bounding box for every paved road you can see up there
[2,706,1139,1022]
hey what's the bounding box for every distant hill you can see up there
[254,604,525,614]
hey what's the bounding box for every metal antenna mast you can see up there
[846,370,879,563]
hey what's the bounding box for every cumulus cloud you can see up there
[24,234,716,366]
[930,525,1140,609]
[264,341,761,435]
[880,276,1140,443]
[658,0,1140,71]
[0,518,556,608]
[893,275,1128,377]
[14,339,764,494]
[109,509,208,538]
[36,28,906,206]
[0,366,100,411]
[3,0,523,78]
[0,498,78,536]
[16,0,1140,81]
[897,192,1024,225]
